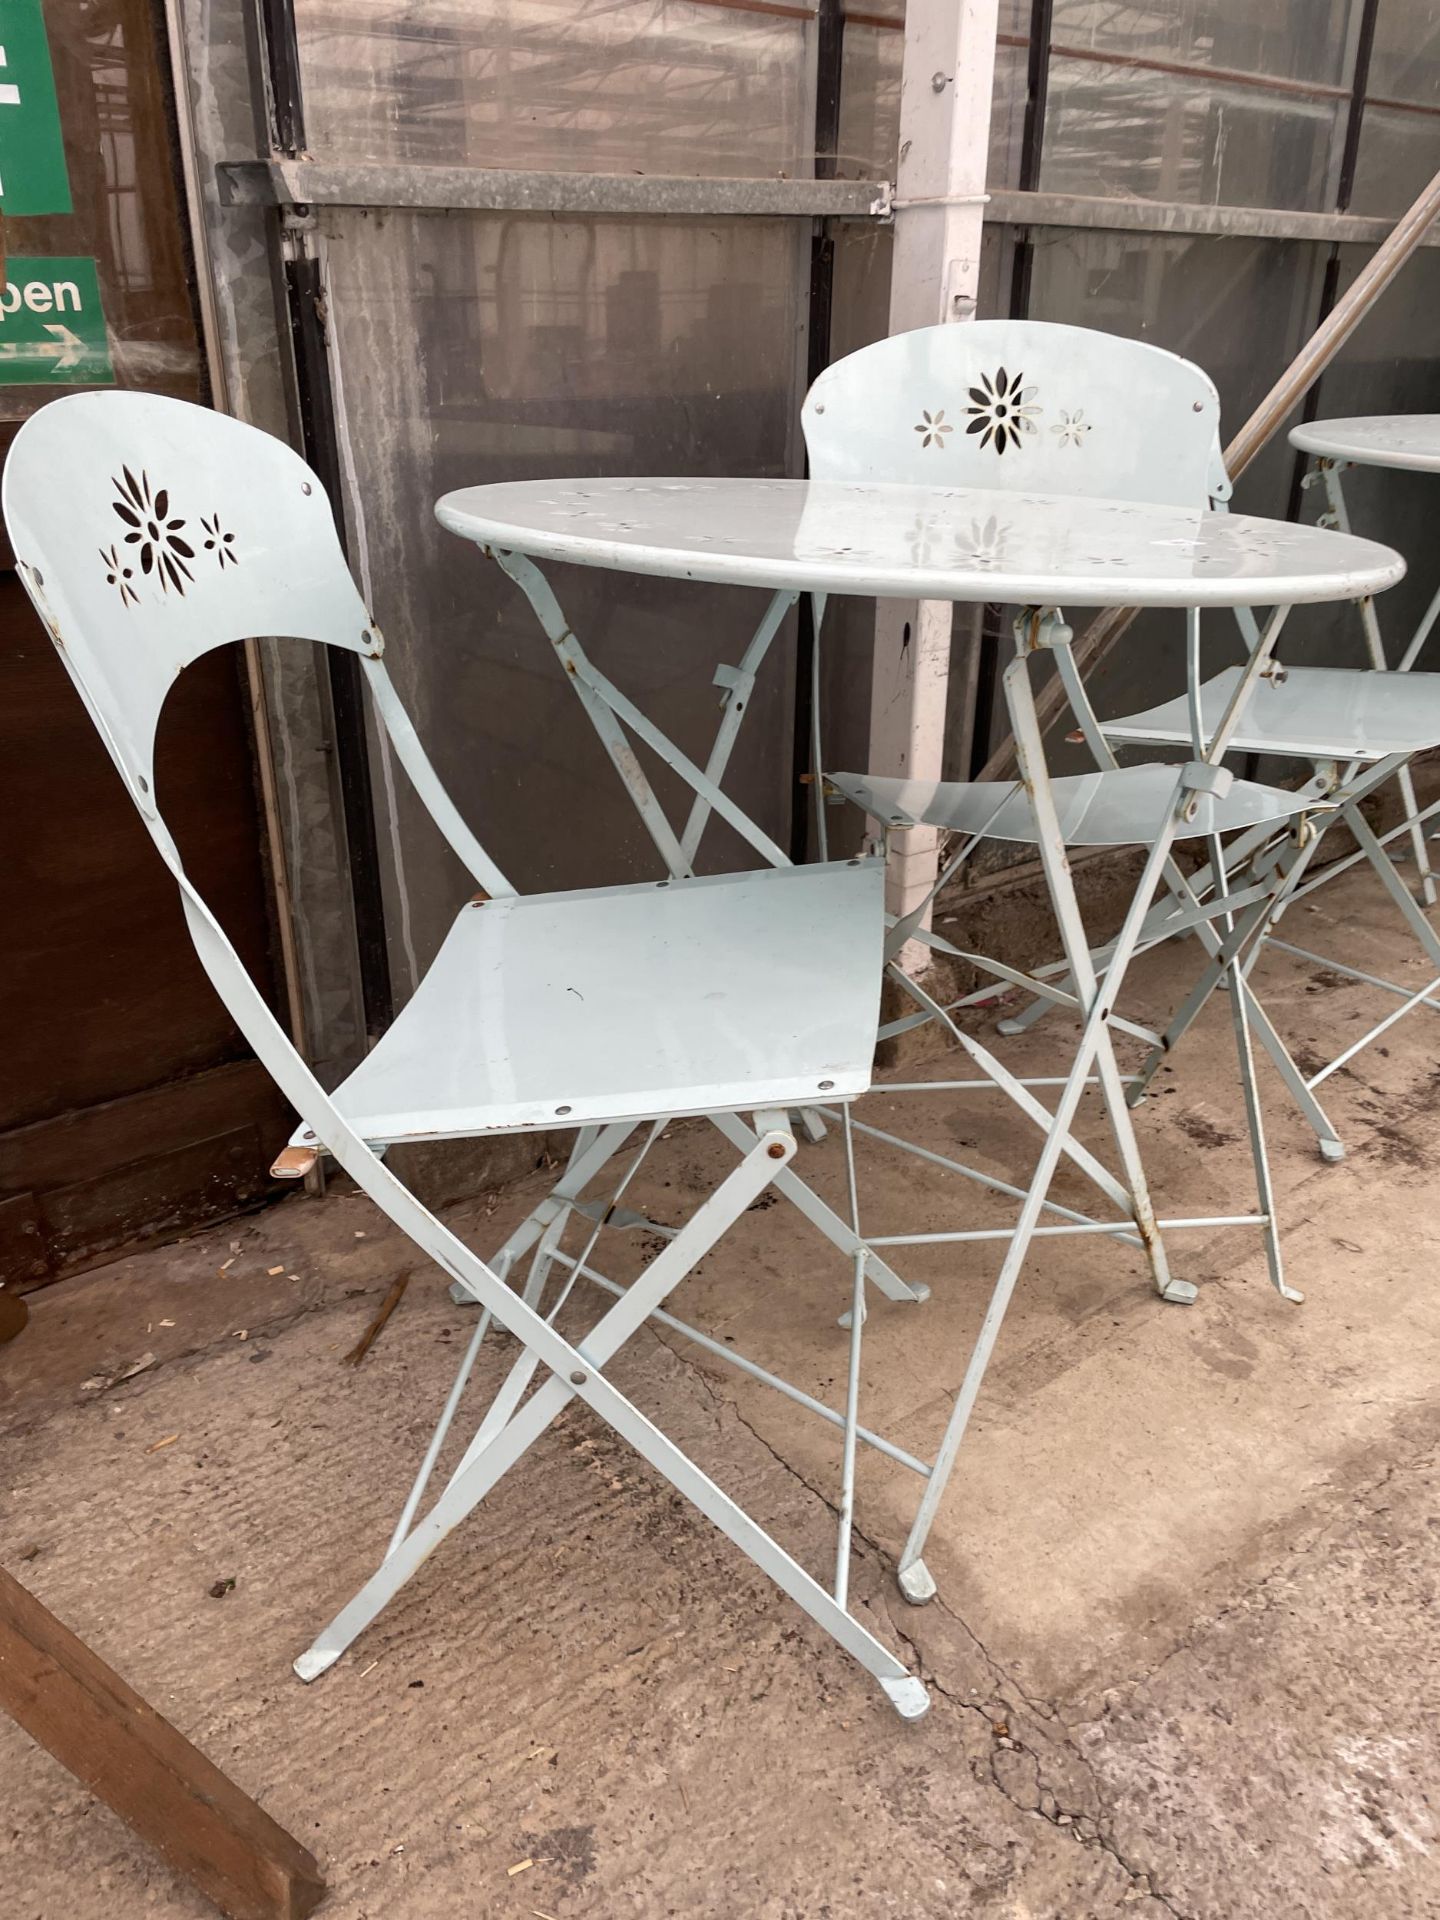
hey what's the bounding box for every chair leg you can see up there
[1345,801,1440,970]
[446,1122,638,1306]
[1396,763,1438,907]
[296,1115,929,1720]
[1001,645,1184,1304]
[896,941,1166,1600]
[707,1110,930,1306]
[1204,832,1301,1303]
[1129,821,1352,1161]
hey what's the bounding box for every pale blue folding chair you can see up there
[988,419,1440,1163]
[3,390,932,1719]
[1082,415,1440,1158]
[784,321,1340,1599]
[805,322,1319,1293]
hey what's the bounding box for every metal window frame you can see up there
[218,159,891,219]
[793,0,849,861]
[247,0,395,1041]
[209,0,1437,1017]
[217,155,1440,249]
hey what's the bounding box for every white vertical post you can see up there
[870,0,999,972]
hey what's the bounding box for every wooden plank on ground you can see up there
[0,1566,325,1919]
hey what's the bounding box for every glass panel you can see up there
[0,0,203,425]
[1365,1,1440,102]
[1350,0,1440,218]
[837,20,902,177]
[1040,54,1344,209]
[837,22,1028,189]
[1048,0,1358,89]
[1349,103,1440,217]
[820,223,893,850]
[987,39,1032,191]
[971,228,1328,766]
[294,0,814,178]
[1279,244,1440,686]
[320,209,805,988]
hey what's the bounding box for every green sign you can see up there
[0,257,113,385]
[0,0,73,215]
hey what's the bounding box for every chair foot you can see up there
[1319,1137,1345,1163]
[1160,1278,1199,1305]
[880,1673,932,1720]
[794,1107,828,1143]
[840,1278,930,1327]
[293,1645,341,1684]
[897,1559,937,1606]
[448,1278,480,1307]
[1279,1283,1306,1305]
[995,1016,1026,1037]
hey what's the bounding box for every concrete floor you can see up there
[3,859,1440,1918]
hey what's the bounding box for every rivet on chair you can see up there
[569,1370,587,1387]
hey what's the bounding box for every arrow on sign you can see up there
[0,324,85,370]
[45,322,82,367]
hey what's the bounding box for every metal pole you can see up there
[248,0,395,1042]
[159,0,317,1098]
[792,0,846,862]
[870,0,1000,971]
[973,162,1440,784]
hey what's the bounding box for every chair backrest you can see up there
[4,389,508,888]
[3,392,511,1053]
[4,390,378,809]
[802,321,1229,510]
[2,390,532,1286]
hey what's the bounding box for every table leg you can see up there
[1008,614,1180,1304]
[893,622,1201,1606]
[1322,460,1438,905]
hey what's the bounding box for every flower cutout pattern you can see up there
[914,408,954,450]
[201,513,238,569]
[1051,408,1091,449]
[110,467,195,597]
[906,512,941,566]
[100,543,139,607]
[956,516,1009,570]
[965,367,1041,454]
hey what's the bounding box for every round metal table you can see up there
[438,472,1403,1600]
[1288,413,1440,907]
[437,475,1403,608]
[1290,413,1440,475]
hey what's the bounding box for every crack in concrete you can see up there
[666,1329,1190,1917]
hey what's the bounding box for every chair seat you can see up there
[828,764,1318,848]
[1101,665,1440,761]
[290,861,884,1148]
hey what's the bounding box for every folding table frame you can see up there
[916,400,1437,1170]
[448,504,1378,1607]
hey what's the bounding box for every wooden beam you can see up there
[0,1568,325,1920]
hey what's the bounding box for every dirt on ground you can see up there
[2,862,1439,1918]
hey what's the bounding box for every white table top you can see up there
[1289,414,1440,474]
[436,478,1403,608]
